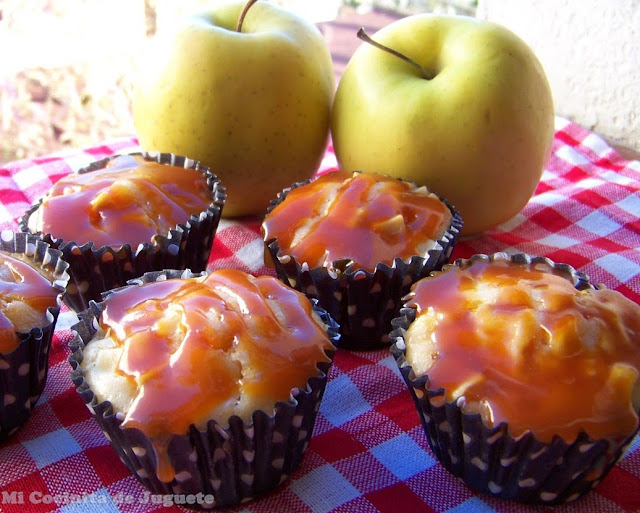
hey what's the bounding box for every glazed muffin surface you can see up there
[0,232,69,442]
[28,154,214,248]
[262,170,453,272]
[83,269,334,428]
[0,251,61,353]
[403,256,640,443]
[80,269,335,482]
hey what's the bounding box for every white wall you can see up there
[477,0,640,154]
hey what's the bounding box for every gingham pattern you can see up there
[0,117,638,513]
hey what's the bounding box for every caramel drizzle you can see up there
[99,269,333,482]
[0,253,58,353]
[262,171,450,271]
[38,155,212,248]
[407,259,640,442]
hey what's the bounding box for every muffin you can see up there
[390,252,640,505]
[0,231,69,441]
[20,151,225,312]
[69,268,339,509]
[262,170,462,350]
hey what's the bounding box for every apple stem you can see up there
[357,28,433,80]
[237,0,259,33]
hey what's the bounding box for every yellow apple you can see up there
[133,0,335,217]
[331,14,554,235]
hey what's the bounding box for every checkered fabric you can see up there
[0,116,638,513]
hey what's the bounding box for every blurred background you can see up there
[0,0,638,164]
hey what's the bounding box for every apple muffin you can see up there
[20,152,226,311]
[69,268,339,509]
[0,231,69,441]
[390,253,640,504]
[262,170,462,350]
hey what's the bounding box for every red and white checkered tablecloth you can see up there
[0,116,638,513]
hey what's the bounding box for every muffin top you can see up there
[0,251,60,353]
[29,154,213,248]
[262,170,453,272]
[81,269,334,480]
[403,257,640,443]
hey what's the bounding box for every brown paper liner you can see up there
[19,152,226,312]
[263,174,463,351]
[389,253,639,505]
[0,231,69,441]
[68,269,339,509]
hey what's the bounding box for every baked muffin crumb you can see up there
[0,252,59,353]
[404,257,640,442]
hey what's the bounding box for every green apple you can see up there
[331,14,554,235]
[133,0,334,217]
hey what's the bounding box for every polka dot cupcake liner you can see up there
[263,177,463,351]
[19,152,226,312]
[389,253,640,505]
[0,231,69,442]
[68,269,340,510]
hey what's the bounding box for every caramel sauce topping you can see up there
[99,269,333,482]
[405,259,640,442]
[37,155,212,248]
[0,253,58,353]
[262,171,451,272]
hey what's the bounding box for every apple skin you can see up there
[331,14,554,235]
[133,1,334,217]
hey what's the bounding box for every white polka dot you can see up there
[488,481,502,493]
[132,447,146,457]
[471,457,487,471]
[487,431,502,444]
[213,448,226,462]
[580,443,595,453]
[174,471,192,482]
[530,446,547,459]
